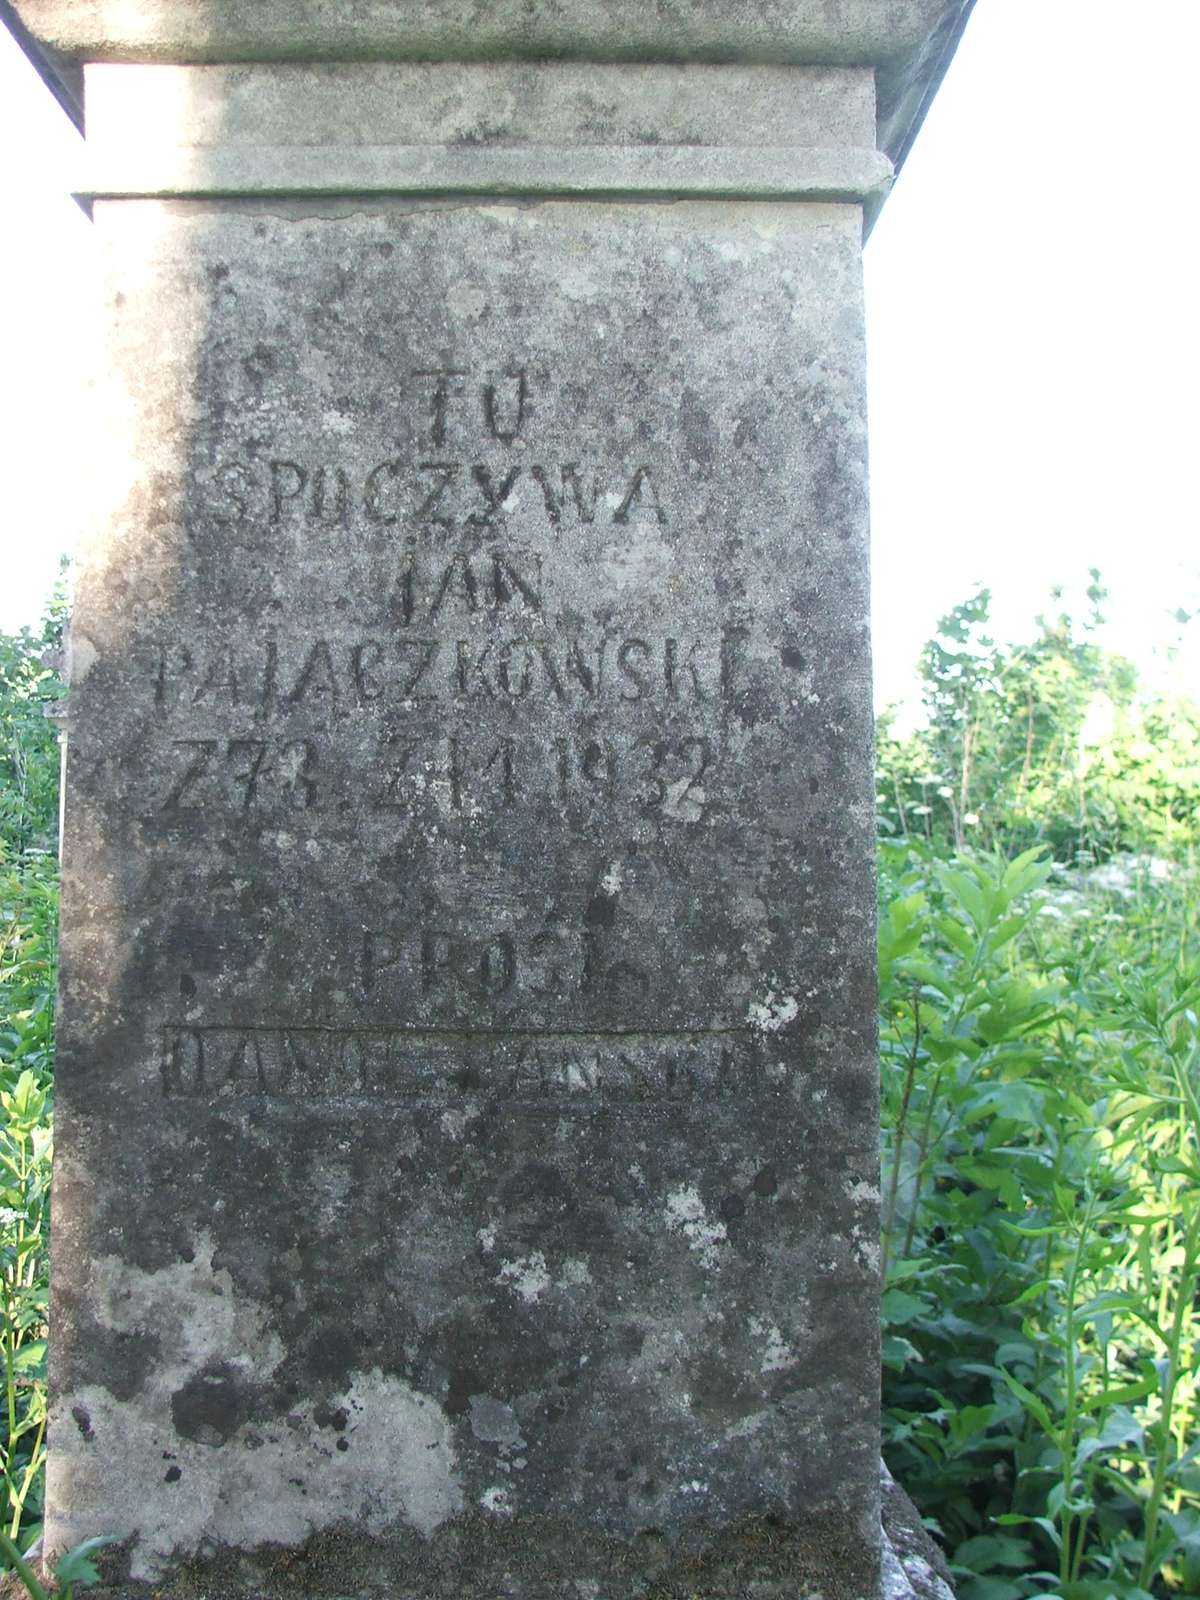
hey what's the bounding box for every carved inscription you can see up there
[153,630,744,713]
[161,738,318,812]
[410,367,530,446]
[206,369,670,531]
[210,459,665,533]
[155,729,715,820]
[151,360,747,826]
[383,460,658,529]
[160,1026,756,1104]
[370,920,652,1005]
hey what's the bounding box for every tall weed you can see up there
[0,860,56,1553]
[881,843,1200,1598]
[0,602,62,1561]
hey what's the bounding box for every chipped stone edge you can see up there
[880,1461,957,1600]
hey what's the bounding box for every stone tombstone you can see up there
[8,2,973,1595]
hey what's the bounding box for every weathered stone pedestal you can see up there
[8,3,972,1595]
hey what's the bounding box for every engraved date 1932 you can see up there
[157,731,715,822]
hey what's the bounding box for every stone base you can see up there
[38,1518,879,1600]
[21,1465,948,1600]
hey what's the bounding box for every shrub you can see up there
[0,590,63,1555]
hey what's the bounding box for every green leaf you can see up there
[881,1288,929,1327]
[936,865,990,934]
[1002,847,1053,900]
[11,1340,47,1373]
[999,1371,1056,1435]
[936,913,976,960]
[994,1513,1062,1550]
[954,1533,1034,1572]
[956,1156,1022,1210]
[52,1536,121,1590]
[879,893,928,967]
[985,914,1034,954]
[957,1577,1029,1600]
[1010,1276,1062,1307]
[881,1333,920,1369]
[962,1081,1046,1127]
[1074,1407,1144,1468]
[1076,1370,1159,1412]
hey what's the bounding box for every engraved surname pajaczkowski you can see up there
[160,1027,756,1105]
[152,630,746,712]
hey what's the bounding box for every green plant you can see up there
[880,843,1200,1598]
[877,580,1198,863]
[0,596,64,1563]
[0,1070,50,1547]
[0,581,65,859]
[0,1530,116,1600]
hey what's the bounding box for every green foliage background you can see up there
[0,590,63,1552]
[0,580,1197,1596]
[879,586,1200,1599]
[877,577,1200,863]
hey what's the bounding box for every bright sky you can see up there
[865,0,1200,708]
[1,1,1197,710]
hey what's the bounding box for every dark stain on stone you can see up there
[719,1192,746,1223]
[170,1361,253,1447]
[241,343,276,390]
[583,892,616,928]
[313,1402,348,1433]
[500,1160,574,1213]
[780,645,807,671]
[60,1311,160,1403]
[300,1325,357,1384]
[686,1349,759,1425]
[164,1465,182,1484]
[618,1322,646,1358]
[678,387,716,467]
[445,1364,482,1419]
[753,1166,778,1197]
